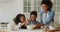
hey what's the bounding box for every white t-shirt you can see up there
[42,12,49,24]
[7,21,21,30]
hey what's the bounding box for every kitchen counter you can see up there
[0,29,44,32]
[49,29,60,32]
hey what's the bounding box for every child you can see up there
[27,11,40,24]
[13,14,27,29]
[27,11,42,29]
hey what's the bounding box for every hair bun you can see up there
[43,0,51,1]
[42,0,51,2]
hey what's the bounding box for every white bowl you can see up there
[26,25,35,30]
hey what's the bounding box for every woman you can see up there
[40,0,55,28]
[13,14,27,29]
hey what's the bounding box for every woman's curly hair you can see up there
[41,0,53,10]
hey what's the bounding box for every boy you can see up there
[26,11,43,29]
[28,11,39,24]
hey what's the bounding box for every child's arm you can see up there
[17,22,27,29]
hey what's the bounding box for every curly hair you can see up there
[13,14,25,25]
[41,0,53,10]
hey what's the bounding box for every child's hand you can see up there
[20,21,29,26]
[24,18,31,25]
[27,18,31,21]
[24,21,29,25]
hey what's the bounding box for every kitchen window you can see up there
[23,0,42,13]
[23,0,60,14]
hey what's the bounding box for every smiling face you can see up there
[42,4,49,12]
[30,11,37,21]
[30,14,37,21]
[19,16,26,23]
